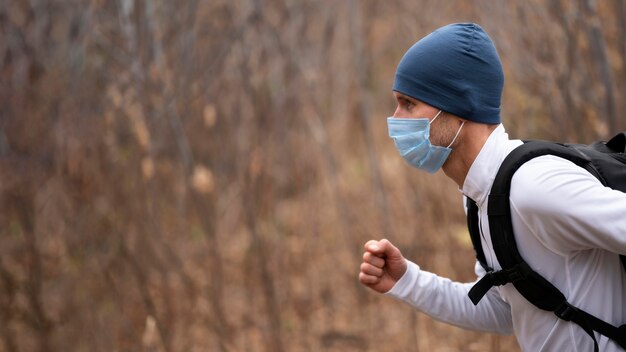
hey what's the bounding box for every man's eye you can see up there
[396,97,414,110]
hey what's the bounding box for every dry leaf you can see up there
[203,104,217,128]
[191,164,215,194]
[141,157,154,180]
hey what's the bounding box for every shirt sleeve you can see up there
[510,155,626,256]
[385,259,513,334]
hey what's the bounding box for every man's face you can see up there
[391,91,463,149]
[392,91,440,121]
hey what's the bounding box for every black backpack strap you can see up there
[468,260,534,305]
[470,141,626,350]
[466,197,489,272]
[555,302,626,351]
[469,142,586,308]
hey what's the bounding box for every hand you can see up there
[358,239,407,293]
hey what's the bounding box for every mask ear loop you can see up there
[429,110,443,124]
[447,121,465,148]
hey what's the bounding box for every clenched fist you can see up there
[358,239,407,293]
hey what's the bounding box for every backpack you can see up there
[465,132,626,351]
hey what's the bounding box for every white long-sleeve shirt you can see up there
[386,125,626,351]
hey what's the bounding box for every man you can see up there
[358,23,626,351]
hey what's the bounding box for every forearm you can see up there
[385,260,513,334]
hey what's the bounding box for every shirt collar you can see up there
[461,124,522,206]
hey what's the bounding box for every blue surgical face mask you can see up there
[387,111,465,173]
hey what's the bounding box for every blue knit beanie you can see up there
[393,23,504,124]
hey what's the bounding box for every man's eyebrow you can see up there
[395,93,417,103]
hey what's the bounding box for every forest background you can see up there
[1,0,626,351]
